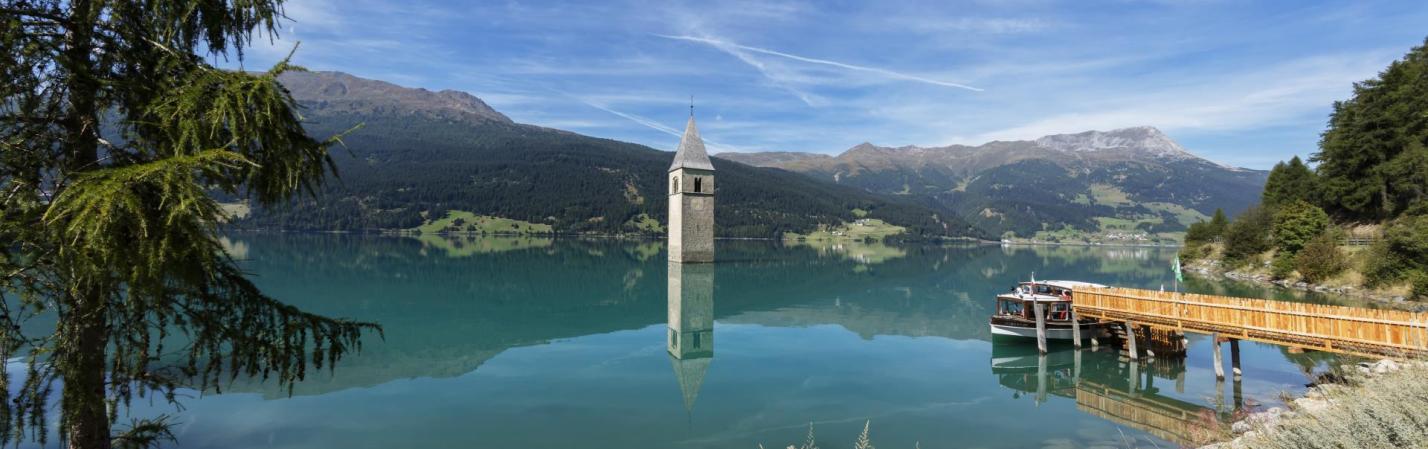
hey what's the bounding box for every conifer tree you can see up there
[1208,208,1229,239]
[1261,156,1319,211]
[0,1,378,448]
[1315,37,1428,220]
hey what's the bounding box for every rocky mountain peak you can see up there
[847,142,882,152]
[278,71,512,124]
[1033,126,1191,158]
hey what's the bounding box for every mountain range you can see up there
[720,127,1268,240]
[234,71,972,239]
[234,71,1266,242]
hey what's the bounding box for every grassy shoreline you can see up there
[1185,242,1418,306]
[1204,360,1428,449]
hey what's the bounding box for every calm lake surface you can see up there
[120,234,1354,449]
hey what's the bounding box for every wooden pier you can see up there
[1072,287,1428,359]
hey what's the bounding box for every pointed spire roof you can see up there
[669,115,715,172]
[669,354,711,412]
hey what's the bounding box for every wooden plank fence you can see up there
[1073,287,1428,358]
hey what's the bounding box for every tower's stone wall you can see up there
[669,168,714,263]
[667,261,713,358]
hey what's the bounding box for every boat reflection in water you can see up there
[668,262,714,415]
[990,344,1228,447]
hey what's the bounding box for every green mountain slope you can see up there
[720,127,1268,241]
[233,71,980,239]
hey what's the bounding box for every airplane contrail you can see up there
[657,34,984,92]
[568,95,743,152]
[576,99,684,138]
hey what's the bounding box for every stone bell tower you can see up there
[667,261,713,412]
[668,111,715,263]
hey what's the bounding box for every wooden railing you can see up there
[1341,237,1379,246]
[1073,287,1428,358]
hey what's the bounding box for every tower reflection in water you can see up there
[668,262,714,414]
[990,344,1234,447]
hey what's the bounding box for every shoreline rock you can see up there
[1200,359,1411,449]
[1186,259,1416,307]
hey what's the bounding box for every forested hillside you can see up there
[1182,37,1428,300]
[721,127,1267,241]
[232,72,980,239]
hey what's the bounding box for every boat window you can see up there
[1051,302,1069,320]
[1004,301,1023,315]
[1036,285,1052,295]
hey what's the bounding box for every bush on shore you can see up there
[1363,215,1428,299]
[1294,234,1346,283]
[1223,206,1273,267]
[1269,252,1296,280]
[1271,201,1330,255]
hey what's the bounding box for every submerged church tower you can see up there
[668,112,715,263]
[667,261,714,413]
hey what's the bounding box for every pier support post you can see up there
[1233,375,1244,410]
[1215,378,1226,415]
[1036,353,1048,405]
[1129,355,1141,393]
[1230,339,1242,379]
[1034,303,1048,354]
[1124,321,1138,360]
[1212,334,1225,381]
[1071,309,1082,348]
[1175,333,1188,393]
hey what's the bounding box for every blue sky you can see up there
[236,0,1428,169]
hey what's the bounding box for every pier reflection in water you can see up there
[990,343,1251,447]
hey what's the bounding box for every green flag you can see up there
[1172,257,1184,283]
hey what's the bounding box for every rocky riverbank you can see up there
[1187,258,1418,307]
[1202,359,1425,449]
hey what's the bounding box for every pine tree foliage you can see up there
[0,1,379,448]
[1222,206,1274,265]
[1209,208,1229,237]
[1316,37,1428,220]
[1261,156,1318,211]
[1271,200,1330,255]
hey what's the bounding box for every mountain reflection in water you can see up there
[124,234,1349,449]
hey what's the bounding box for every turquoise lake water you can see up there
[104,235,1355,449]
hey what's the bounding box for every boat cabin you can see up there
[994,281,1107,323]
[995,295,1072,322]
[990,280,1106,341]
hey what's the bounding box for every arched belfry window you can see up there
[673,176,680,194]
[694,177,703,193]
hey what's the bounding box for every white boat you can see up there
[989,280,1106,342]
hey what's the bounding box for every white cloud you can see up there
[966,52,1391,144]
[280,0,344,32]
